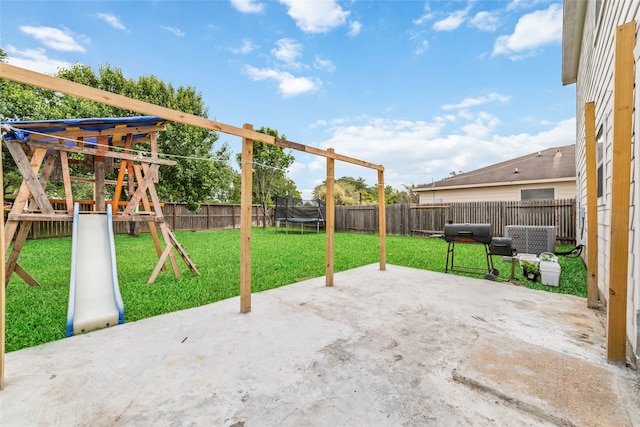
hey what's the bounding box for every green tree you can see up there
[312,176,418,205]
[387,184,419,204]
[1,58,237,209]
[0,48,60,197]
[235,127,296,228]
[313,176,377,205]
[312,181,355,205]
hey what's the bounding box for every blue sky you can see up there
[1,0,574,199]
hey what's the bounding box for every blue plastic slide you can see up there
[66,203,124,337]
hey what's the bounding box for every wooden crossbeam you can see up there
[23,140,175,166]
[13,264,40,287]
[6,213,164,222]
[5,142,54,215]
[4,147,47,251]
[0,63,382,171]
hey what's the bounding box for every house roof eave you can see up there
[562,0,587,86]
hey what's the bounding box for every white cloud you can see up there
[279,0,349,33]
[348,21,362,36]
[230,0,265,13]
[433,7,470,32]
[231,39,258,54]
[442,93,510,111]
[243,65,321,97]
[97,13,126,30]
[413,3,433,25]
[307,114,575,189]
[415,40,429,55]
[162,26,185,37]
[19,26,85,52]
[271,38,303,68]
[5,45,73,74]
[314,55,335,72]
[492,4,562,58]
[469,11,499,32]
[506,0,547,11]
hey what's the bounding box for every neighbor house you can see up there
[562,0,640,365]
[414,145,576,204]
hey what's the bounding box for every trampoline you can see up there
[275,195,326,234]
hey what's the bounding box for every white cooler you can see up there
[540,259,561,286]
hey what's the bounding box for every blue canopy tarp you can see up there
[1,116,168,146]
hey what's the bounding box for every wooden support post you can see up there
[133,165,165,271]
[607,21,634,363]
[584,102,599,308]
[112,134,132,213]
[123,164,160,216]
[94,135,108,212]
[40,152,57,186]
[59,151,74,214]
[5,221,34,287]
[326,148,335,287]
[139,164,179,278]
[149,131,158,159]
[1,143,5,390]
[149,132,159,184]
[147,231,175,284]
[240,124,253,313]
[94,160,105,212]
[158,222,180,279]
[124,135,135,195]
[378,169,387,270]
[112,160,127,213]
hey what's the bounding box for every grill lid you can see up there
[489,237,514,256]
[443,223,493,244]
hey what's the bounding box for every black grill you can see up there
[443,223,493,244]
[443,223,515,280]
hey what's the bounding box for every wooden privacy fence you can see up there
[10,201,267,239]
[13,199,575,242]
[335,199,576,243]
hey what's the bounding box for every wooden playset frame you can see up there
[2,116,199,288]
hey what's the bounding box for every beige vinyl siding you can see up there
[417,181,575,204]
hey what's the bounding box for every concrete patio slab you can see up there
[1,264,639,426]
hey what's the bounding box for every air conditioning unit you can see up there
[505,225,556,255]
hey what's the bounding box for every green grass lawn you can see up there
[5,227,587,352]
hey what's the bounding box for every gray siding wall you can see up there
[573,0,640,359]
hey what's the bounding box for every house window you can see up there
[521,188,554,200]
[596,125,604,198]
